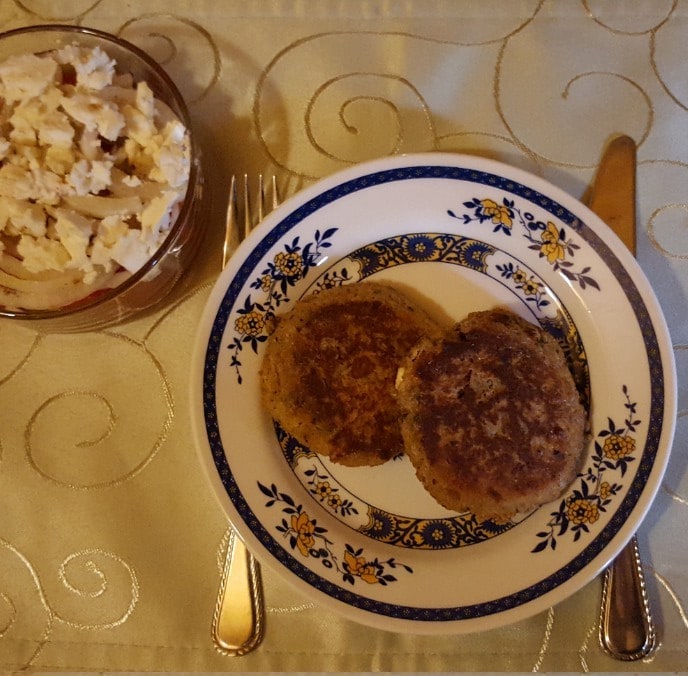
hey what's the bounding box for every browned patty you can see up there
[260,281,443,466]
[397,308,587,520]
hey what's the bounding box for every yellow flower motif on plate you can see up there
[273,250,304,278]
[599,481,612,500]
[522,278,540,296]
[343,550,379,584]
[260,481,412,585]
[567,498,600,525]
[454,196,599,292]
[234,310,265,337]
[540,221,566,264]
[314,480,332,498]
[291,511,316,557]
[603,434,635,460]
[512,267,528,285]
[327,493,343,509]
[480,198,512,229]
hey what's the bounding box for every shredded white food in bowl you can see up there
[0,43,191,311]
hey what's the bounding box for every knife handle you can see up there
[599,534,656,660]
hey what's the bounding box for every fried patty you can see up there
[397,308,587,520]
[260,281,443,466]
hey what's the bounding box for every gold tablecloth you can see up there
[1,0,687,671]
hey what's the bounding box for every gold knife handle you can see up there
[212,527,264,656]
[599,534,656,660]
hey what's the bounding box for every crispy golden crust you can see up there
[397,308,587,520]
[260,282,443,466]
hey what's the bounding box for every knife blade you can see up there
[588,134,637,255]
[587,134,656,660]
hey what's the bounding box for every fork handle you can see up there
[212,527,264,655]
[599,535,656,660]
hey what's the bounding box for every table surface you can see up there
[1,0,687,671]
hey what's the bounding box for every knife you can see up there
[587,134,656,660]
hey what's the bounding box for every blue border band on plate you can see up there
[202,165,665,623]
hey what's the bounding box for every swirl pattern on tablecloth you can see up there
[0,538,139,667]
[15,333,173,489]
[117,14,220,102]
[253,23,549,181]
[11,0,104,22]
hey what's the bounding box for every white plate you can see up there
[191,153,676,634]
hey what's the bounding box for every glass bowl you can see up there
[0,24,206,332]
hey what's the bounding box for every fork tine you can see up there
[270,175,279,211]
[242,174,251,241]
[256,174,265,224]
[222,175,238,269]
[225,174,282,267]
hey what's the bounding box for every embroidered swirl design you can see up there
[640,160,688,260]
[0,592,16,639]
[253,8,546,180]
[0,539,139,666]
[11,0,104,22]
[583,0,676,35]
[495,43,652,169]
[117,13,220,102]
[56,549,139,629]
[18,334,172,490]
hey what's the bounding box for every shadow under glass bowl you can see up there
[0,24,206,332]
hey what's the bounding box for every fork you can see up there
[212,174,280,656]
[222,174,279,268]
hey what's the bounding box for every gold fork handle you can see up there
[212,527,264,655]
[599,535,656,660]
